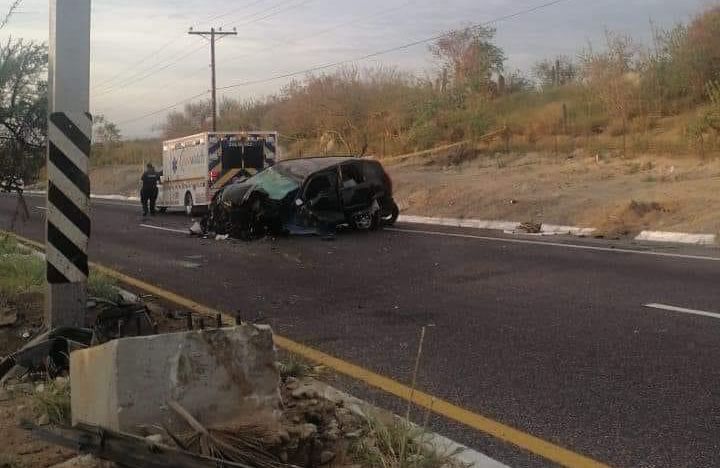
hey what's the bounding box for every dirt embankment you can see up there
[88,148,720,236]
[90,164,143,197]
[385,146,720,236]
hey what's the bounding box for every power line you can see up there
[222,0,416,63]
[92,0,269,92]
[219,0,302,29]
[92,37,183,90]
[203,0,271,24]
[95,0,375,107]
[136,0,413,91]
[93,44,207,98]
[0,0,23,30]
[219,0,572,91]
[94,0,309,98]
[117,0,572,126]
[116,90,210,126]
[188,28,238,132]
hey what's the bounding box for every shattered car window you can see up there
[305,173,335,199]
[362,162,385,184]
[250,167,300,200]
[341,163,363,188]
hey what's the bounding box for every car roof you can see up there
[275,156,362,178]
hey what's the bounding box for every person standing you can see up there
[140,163,160,216]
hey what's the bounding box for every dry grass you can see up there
[90,164,144,196]
[351,414,466,468]
[92,139,161,168]
[0,236,44,299]
[389,150,720,235]
[88,272,120,302]
[277,358,315,381]
[0,454,24,468]
[0,235,120,302]
[32,379,71,425]
[591,200,673,238]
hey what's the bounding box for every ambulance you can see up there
[156,131,278,215]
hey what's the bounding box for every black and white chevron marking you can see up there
[46,111,92,284]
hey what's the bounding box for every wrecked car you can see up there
[202,156,399,239]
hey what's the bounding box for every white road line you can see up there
[388,227,720,262]
[644,303,720,320]
[92,200,138,207]
[139,223,189,234]
[5,192,138,207]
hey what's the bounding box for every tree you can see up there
[679,7,720,101]
[93,114,121,146]
[160,100,212,139]
[640,22,688,113]
[532,56,578,89]
[582,31,640,155]
[640,7,720,108]
[0,38,47,191]
[429,26,505,97]
[688,79,720,157]
[503,69,534,94]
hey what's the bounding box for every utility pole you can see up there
[46,0,93,328]
[189,27,237,132]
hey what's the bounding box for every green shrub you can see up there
[0,238,44,298]
[32,380,71,425]
[88,271,120,302]
[351,414,466,468]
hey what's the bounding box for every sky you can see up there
[0,0,715,138]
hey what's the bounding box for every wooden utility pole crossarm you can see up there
[188,27,237,132]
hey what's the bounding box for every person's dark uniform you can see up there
[140,164,160,216]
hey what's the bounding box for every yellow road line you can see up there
[2,229,610,468]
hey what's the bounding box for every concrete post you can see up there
[45,0,92,329]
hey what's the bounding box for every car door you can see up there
[339,161,372,211]
[302,169,345,225]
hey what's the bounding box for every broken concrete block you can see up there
[70,325,280,433]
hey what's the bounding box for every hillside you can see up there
[89,5,720,235]
[388,146,720,236]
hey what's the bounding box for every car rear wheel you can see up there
[350,210,374,230]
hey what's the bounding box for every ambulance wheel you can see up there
[184,192,195,216]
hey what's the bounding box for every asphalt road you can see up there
[2,192,720,468]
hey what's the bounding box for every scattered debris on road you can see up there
[189,221,203,235]
[517,221,542,234]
